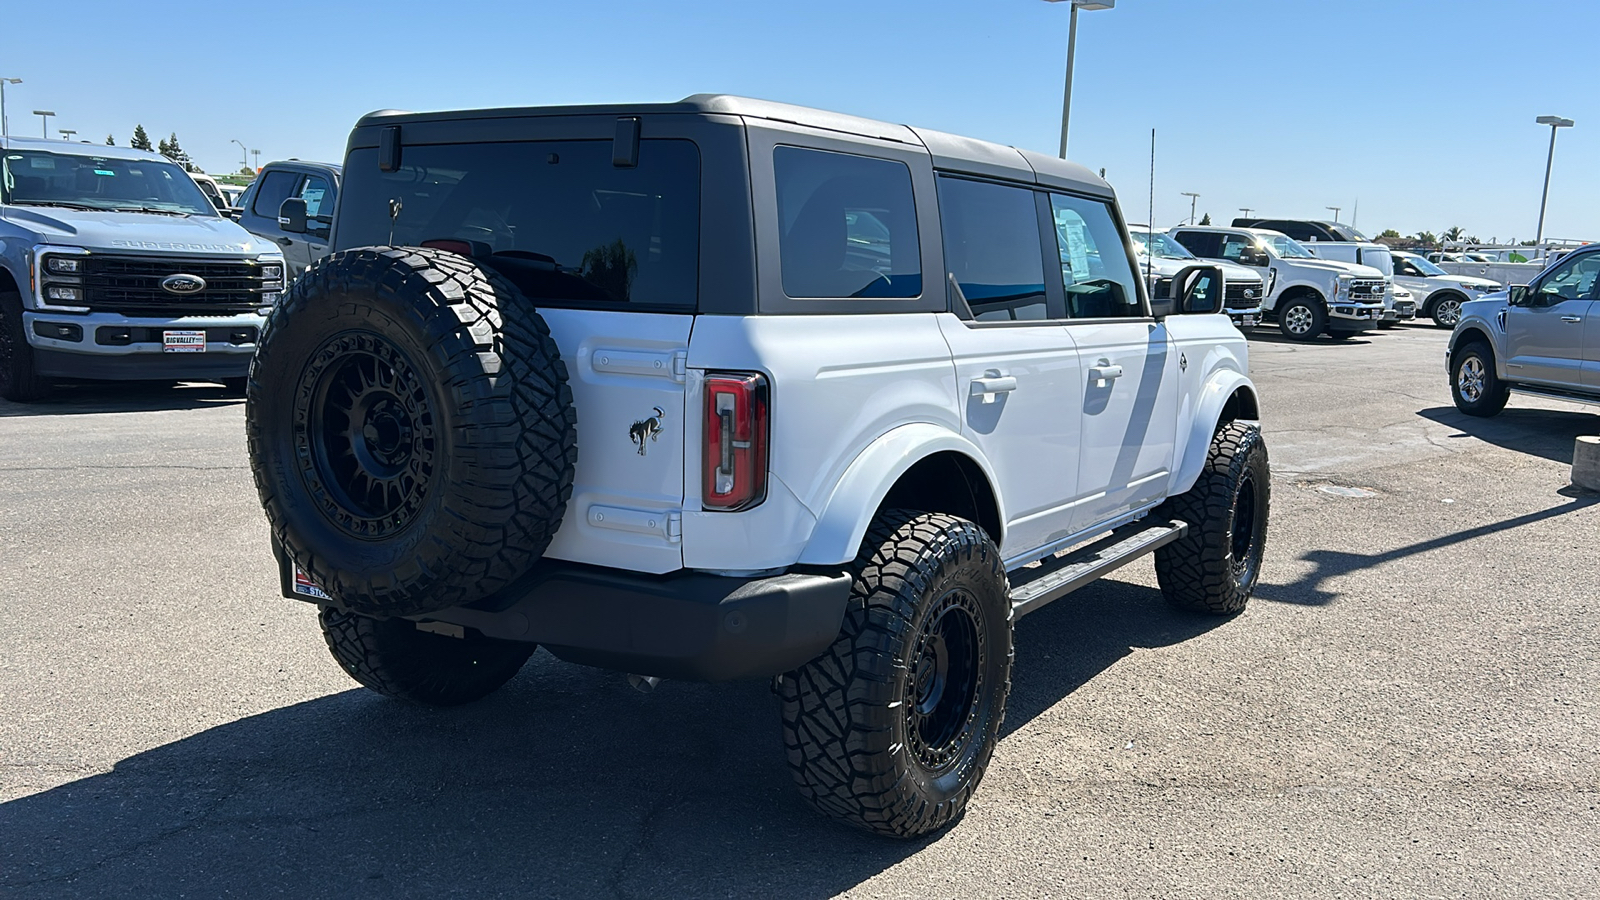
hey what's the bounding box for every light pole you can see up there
[58,128,76,143]
[33,110,54,139]
[1044,0,1115,159]
[0,77,20,137]
[1182,191,1200,225]
[250,148,260,171]
[1239,207,1254,219]
[1534,115,1574,247]
[1326,205,1342,222]
[231,138,248,173]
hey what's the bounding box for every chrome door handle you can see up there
[1088,364,1124,382]
[1561,315,1583,323]
[970,375,1017,404]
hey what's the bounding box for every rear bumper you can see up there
[278,549,852,682]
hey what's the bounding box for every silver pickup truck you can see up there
[1447,243,1600,415]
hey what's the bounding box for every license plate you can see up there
[292,565,330,600]
[163,330,206,353]
[1241,314,1259,327]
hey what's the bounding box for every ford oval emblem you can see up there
[161,274,206,295]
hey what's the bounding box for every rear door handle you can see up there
[1561,315,1583,323]
[970,375,1017,404]
[1088,364,1124,382]
[277,237,294,246]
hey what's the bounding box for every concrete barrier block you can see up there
[1574,435,1600,492]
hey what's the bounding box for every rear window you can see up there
[339,139,700,309]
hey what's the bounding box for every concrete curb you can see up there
[1575,436,1600,492]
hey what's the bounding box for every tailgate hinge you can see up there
[667,512,683,543]
[672,351,688,383]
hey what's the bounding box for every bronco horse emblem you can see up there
[629,407,666,456]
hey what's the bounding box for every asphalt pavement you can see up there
[2,324,1596,899]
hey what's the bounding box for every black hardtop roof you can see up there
[354,94,1112,198]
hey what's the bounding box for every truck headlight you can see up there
[261,265,283,280]
[45,256,83,274]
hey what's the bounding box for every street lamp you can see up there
[250,148,260,171]
[1181,191,1200,225]
[1043,0,1115,159]
[58,129,76,142]
[1534,115,1574,247]
[1239,207,1254,219]
[33,110,54,139]
[0,77,20,137]
[231,138,248,172]
[1326,205,1342,222]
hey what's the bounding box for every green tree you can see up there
[1199,213,1211,225]
[1414,231,1437,248]
[1378,229,1400,239]
[159,133,202,173]
[105,134,115,146]
[130,125,151,151]
[239,166,255,176]
[1441,225,1466,243]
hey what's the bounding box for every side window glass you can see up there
[251,170,298,218]
[1173,231,1221,259]
[1048,193,1141,319]
[1219,235,1253,263]
[298,174,332,219]
[773,146,921,299]
[1539,254,1600,301]
[937,177,1049,321]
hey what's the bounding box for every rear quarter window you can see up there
[338,139,700,310]
[773,146,921,299]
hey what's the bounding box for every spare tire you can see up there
[246,246,578,617]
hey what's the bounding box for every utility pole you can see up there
[1534,115,1575,246]
[1182,192,1200,225]
[0,78,20,138]
[1044,0,1115,159]
[250,148,261,171]
[232,139,248,172]
[1326,206,1342,222]
[58,128,76,142]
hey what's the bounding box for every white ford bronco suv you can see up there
[1448,243,1600,416]
[245,96,1271,838]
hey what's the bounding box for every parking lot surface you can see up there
[2,325,1596,899]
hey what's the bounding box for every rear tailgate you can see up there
[538,309,692,573]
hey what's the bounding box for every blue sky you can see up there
[6,0,1597,242]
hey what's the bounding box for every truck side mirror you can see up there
[1507,284,1530,307]
[1169,264,1224,315]
[278,198,308,234]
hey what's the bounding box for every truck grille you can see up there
[1347,279,1387,302]
[75,255,277,316]
[1224,281,1264,309]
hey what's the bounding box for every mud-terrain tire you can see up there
[247,247,578,617]
[1451,340,1509,417]
[319,607,534,706]
[1154,421,1270,615]
[0,291,49,402]
[778,510,1013,838]
[1276,294,1325,342]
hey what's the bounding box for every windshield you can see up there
[1,148,215,216]
[1400,253,1448,276]
[1332,225,1369,241]
[1130,230,1195,260]
[1262,234,1314,258]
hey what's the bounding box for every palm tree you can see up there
[1441,226,1466,243]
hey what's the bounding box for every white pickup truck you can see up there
[244,95,1271,839]
[1170,225,1387,341]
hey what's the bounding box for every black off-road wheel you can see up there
[1276,295,1325,342]
[319,607,535,706]
[1451,340,1509,417]
[0,291,49,403]
[778,510,1013,838]
[246,247,578,617]
[1154,422,1270,615]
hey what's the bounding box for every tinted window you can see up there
[1219,234,1257,264]
[1173,230,1222,259]
[340,140,700,308]
[252,170,298,218]
[938,177,1048,321]
[774,146,920,299]
[1537,252,1600,301]
[1049,193,1141,319]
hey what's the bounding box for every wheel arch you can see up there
[0,265,21,298]
[1170,371,1260,497]
[1426,288,1468,315]
[1277,283,1327,309]
[1450,324,1500,373]
[796,424,1005,566]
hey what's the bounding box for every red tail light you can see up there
[703,372,769,511]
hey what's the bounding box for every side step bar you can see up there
[1008,519,1188,619]
[1509,385,1600,408]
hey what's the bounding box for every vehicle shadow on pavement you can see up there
[1256,492,1598,607]
[1417,405,1598,465]
[0,382,242,418]
[0,580,1215,899]
[1243,330,1375,346]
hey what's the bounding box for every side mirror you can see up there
[278,198,308,234]
[1169,264,1224,315]
[1507,284,1529,307]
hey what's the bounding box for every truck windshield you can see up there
[1402,254,1449,276]
[1,148,215,216]
[1262,234,1314,258]
[1130,230,1195,260]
